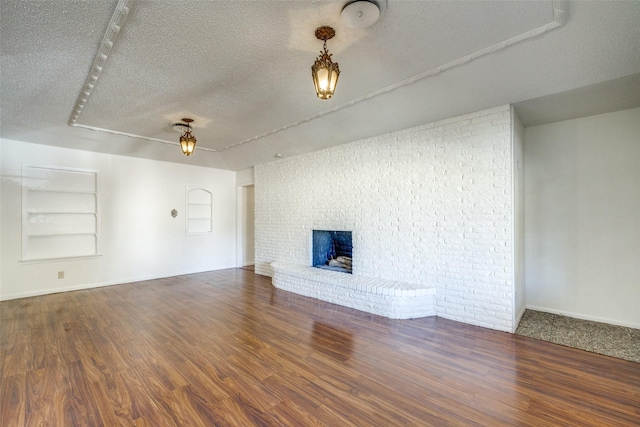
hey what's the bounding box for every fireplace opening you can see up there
[312,230,352,274]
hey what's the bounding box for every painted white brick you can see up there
[272,262,435,319]
[255,105,514,331]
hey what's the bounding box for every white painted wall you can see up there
[0,139,237,300]
[235,167,254,267]
[0,145,3,294]
[255,105,517,332]
[236,167,254,187]
[242,186,255,266]
[525,107,640,328]
[512,108,526,326]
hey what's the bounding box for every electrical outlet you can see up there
[58,271,64,279]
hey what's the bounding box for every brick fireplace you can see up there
[312,230,352,273]
[255,105,518,331]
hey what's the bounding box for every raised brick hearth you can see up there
[271,262,435,319]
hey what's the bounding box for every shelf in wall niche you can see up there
[22,165,100,261]
[20,254,102,264]
[27,232,97,237]
[28,189,96,195]
[27,211,96,236]
[186,187,213,235]
[28,211,96,214]
[23,234,98,261]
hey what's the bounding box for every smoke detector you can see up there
[341,0,387,29]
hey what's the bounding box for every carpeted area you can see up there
[516,310,640,363]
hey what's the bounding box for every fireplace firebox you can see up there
[312,230,352,274]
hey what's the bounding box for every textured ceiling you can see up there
[1,1,639,170]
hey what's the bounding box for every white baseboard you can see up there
[513,305,527,332]
[525,305,640,329]
[0,266,234,301]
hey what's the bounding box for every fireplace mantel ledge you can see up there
[270,262,435,319]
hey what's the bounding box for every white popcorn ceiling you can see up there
[1,0,639,171]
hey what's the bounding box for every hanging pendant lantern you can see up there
[178,118,197,156]
[311,26,340,100]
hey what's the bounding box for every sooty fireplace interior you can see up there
[312,230,352,274]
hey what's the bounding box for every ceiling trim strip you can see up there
[72,124,218,152]
[67,1,567,154]
[220,0,569,152]
[68,0,134,126]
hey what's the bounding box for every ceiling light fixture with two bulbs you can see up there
[173,118,197,156]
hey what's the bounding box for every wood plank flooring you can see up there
[1,268,639,426]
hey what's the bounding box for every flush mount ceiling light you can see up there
[311,26,340,100]
[174,118,197,156]
[341,0,386,29]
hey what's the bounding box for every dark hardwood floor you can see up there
[1,269,639,426]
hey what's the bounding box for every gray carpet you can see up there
[515,310,640,363]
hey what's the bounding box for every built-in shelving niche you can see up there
[22,165,99,261]
[186,187,213,235]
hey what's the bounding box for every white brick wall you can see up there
[255,105,514,332]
